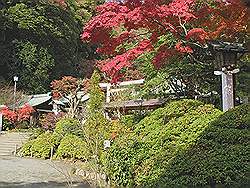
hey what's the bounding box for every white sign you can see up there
[104,140,111,149]
[0,113,2,132]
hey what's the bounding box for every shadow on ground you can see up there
[0,181,91,188]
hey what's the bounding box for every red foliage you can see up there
[101,39,152,82]
[153,46,177,68]
[51,76,89,99]
[175,41,193,53]
[17,104,35,122]
[196,0,249,40]
[82,0,249,81]
[40,112,65,131]
[51,76,78,98]
[186,28,208,44]
[0,107,17,123]
[0,104,34,124]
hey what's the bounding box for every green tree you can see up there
[83,70,110,186]
[10,40,54,93]
[84,70,110,155]
[0,0,99,93]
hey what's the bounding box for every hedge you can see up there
[55,134,89,160]
[103,100,222,187]
[20,132,55,159]
[156,104,250,188]
[53,117,82,145]
[20,117,82,159]
[103,102,250,188]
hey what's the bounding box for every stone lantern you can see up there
[209,41,247,111]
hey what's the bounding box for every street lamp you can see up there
[209,41,247,111]
[13,76,18,110]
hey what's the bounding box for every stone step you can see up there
[0,143,27,145]
[0,153,12,156]
[0,138,28,141]
[0,146,20,150]
[0,140,27,143]
[0,132,31,156]
[0,135,30,138]
[0,142,23,145]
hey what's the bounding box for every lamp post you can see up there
[13,76,18,110]
[210,41,247,111]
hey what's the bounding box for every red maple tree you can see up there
[81,0,249,82]
[51,76,89,117]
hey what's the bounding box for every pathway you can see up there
[0,156,90,187]
[0,132,91,187]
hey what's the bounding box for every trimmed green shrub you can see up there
[20,118,83,159]
[28,128,45,140]
[19,139,35,157]
[103,100,222,187]
[120,115,136,128]
[210,103,249,129]
[21,132,55,159]
[53,117,81,145]
[55,134,88,160]
[120,113,148,129]
[104,102,250,188]
[31,132,55,159]
[156,104,250,188]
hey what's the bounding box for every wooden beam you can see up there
[99,79,144,88]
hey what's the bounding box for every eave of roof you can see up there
[105,98,166,109]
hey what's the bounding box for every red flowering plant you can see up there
[81,0,249,82]
[0,103,35,130]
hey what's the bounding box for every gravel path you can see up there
[0,156,90,188]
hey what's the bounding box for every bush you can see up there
[55,134,88,160]
[28,128,45,140]
[53,117,81,145]
[30,132,55,159]
[103,100,222,187]
[39,112,65,131]
[20,132,55,159]
[104,102,250,188]
[19,139,35,157]
[1,118,14,131]
[158,104,250,188]
[120,113,147,129]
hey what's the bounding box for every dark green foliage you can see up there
[236,56,250,100]
[103,100,222,187]
[137,46,220,105]
[53,117,81,145]
[10,40,54,93]
[55,134,88,160]
[1,118,14,131]
[0,0,97,93]
[120,112,149,129]
[120,115,136,128]
[210,103,249,129]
